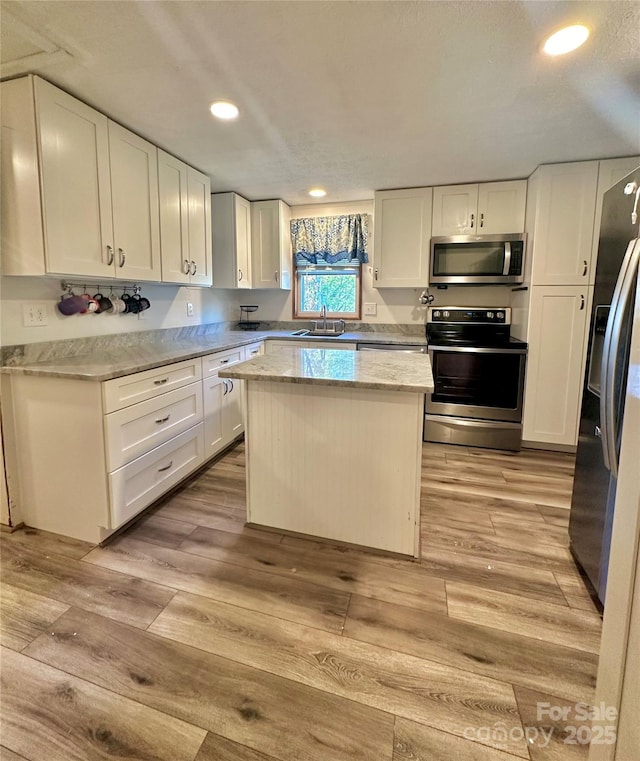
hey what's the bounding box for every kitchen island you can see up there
[220,346,434,557]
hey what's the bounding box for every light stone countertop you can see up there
[0,329,427,382]
[220,346,434,393]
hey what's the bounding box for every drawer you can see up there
[103,358,202,413]
[109,423,204,529]
[243,342,264,360]
[202,347,244,376]
[265,339,308,353]
[104,381,203,471]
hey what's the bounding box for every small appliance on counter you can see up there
[238,305,261,331]
[424,307,528,451]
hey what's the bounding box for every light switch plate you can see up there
[23,303,49,326]
[186,302,195,317]
[364,302,377,316]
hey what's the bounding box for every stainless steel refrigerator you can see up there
[569,168,640,606]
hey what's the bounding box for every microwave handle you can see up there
[502,242,512,276]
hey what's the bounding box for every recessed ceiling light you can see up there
[542,24,590,56]
[210,101,239,120]
[308,188,327,198]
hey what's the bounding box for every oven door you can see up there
[426,345,527,422]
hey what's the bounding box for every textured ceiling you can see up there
[2,0,639,204]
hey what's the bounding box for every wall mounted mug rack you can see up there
[58,280,150,316]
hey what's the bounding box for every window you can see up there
[295,265,361,318]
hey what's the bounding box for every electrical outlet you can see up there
[22,303,49,327]
[364,302,377,316]
[186,302,195,317]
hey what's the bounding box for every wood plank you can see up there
[149,591,528,758]
[446,582,601,654]
[421,489,546,521]
[178,526,447,614]
[554,573,600,613]
[24,608,393,761]
[129,513,198,549]
[344,595,597,704]
[421,524,578,575]
[0,647,206,761]
[0,584,69,651]
[420,494,495,532]
[0,747,29,761]
[1,527,95,560]
[489,514,570,547]
[537,505,571,527]
[393,717,525,761]
[422,458,510,483]
[514,686,590,760]
[195,735,279,761]
[1,541,175,630]
[418,547,568,605]
[83,536,350,632]
[421,473,571,508]
[155,495,282,543]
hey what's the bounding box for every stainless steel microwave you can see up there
[430,233,526,285]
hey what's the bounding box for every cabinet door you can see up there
[158,150,189,284]
[373,188,433,287]
[522,285,590,447]
[590,156,640,285]
[251,200,280,289]
[224,377,244,439]
[34,77,114,277]
[203,373,227,458]
[431,184,478,236]
[530,162,599,286]
[187,166,212,286]
[235,194,252,288]
[477,180,526,234]
[109,121,161,281]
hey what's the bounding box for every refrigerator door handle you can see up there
[600,238,640,477]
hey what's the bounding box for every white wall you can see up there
[0,276,238,346]
[243,200,518,324]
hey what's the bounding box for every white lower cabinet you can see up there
[522,285,590,447]
[110,424,204,529]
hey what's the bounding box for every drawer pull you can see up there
[157,461,173,472]
[155,415,170,424]
[219,359,230,364]
[154,378,169,385]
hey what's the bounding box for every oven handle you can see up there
[428,345,527,355]
[503,242,512,276]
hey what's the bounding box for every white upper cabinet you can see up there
[158,150,190,284]
[187,167,212,286]
[35,77,115,278]
[590,156,640,285]
[212,192,252,288]
[432,180,526,236]
[527,162,599,286]
[108,121,161,282]
[251,200,292,290]
[158,152,212,286]
[373,187,433,288]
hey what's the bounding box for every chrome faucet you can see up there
[320,304,328,330]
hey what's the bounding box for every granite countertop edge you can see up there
[219,370,433,394]
[0,330,428,382]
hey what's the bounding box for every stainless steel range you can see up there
[424,307,528,451]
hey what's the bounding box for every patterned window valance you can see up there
[291,214,369,265]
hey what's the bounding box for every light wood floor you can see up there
[1,440,600,761]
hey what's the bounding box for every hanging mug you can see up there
[93,293,113,314]
[133,294,151,312]
[57,294,87,316]
[109,294,126,314]
[81,293,100,313]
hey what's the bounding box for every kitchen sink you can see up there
[307,330,345,337]
[290,329,310,336]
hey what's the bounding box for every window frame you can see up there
[293,263,362,320]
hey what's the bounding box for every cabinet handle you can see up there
[470,214,475,229]
[274,270,279,282]
[222,380,229,395]
[191,260,197,276]
[238,269,243,282]
[106,245,115,266]
[229,379,234,392]
[219,358,229,364]
[480,213,484,228]
[374,268,379,280]
[118,248,126,268]
[183,259,190,275]
[153,378,169,385]
[155,415,170,424]
[157,460,173,473]
[580,294,585,310]
[582,260,588,277]
[251,350,259,355]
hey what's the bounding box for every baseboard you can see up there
[522,440,577,454]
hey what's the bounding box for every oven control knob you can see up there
[497,311,505,320]
[487,311,494,319]
[442,310,450,318]
[433,310,441,318]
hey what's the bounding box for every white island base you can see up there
[244,380,424,557]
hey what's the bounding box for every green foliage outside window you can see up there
[297,267,358,316]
